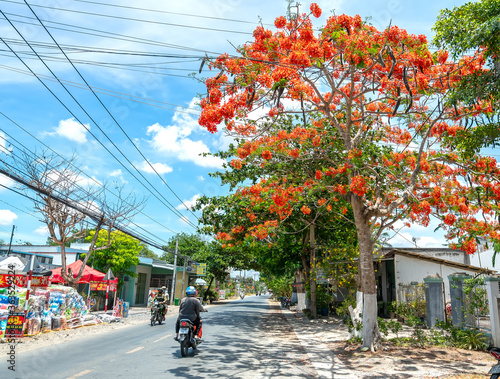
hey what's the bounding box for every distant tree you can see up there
[84,230,141,291]
[138,243,158,259]
[161,232,206,265]
[433,0,500,155]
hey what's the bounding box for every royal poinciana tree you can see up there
[198,4,498,349]
[195,116,358,317]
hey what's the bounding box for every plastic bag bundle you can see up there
[82,314,98,326]
[27,295,44,317]
[27,316,41,336]
[0,312,7,339]
[51,316,62,331]
[48,293,65,316]
[60,317,67,330]
[0,294,17,306]
[67,316,83,329]
[16,290,27,309]
[40,312,52,333]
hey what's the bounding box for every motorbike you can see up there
[279,296,291,309]
[177,308,208,357]
[178,319,202,357]
[150,300,164,326]
[488,347,500,378]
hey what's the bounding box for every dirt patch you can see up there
[282,306,496,378]
[330,340,495,378]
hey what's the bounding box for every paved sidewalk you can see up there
[282,309,357,379]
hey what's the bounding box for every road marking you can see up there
[126,346,144,354]
[67,369,92,379]
[153,334,171,343]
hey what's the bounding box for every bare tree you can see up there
[4,150,145,287]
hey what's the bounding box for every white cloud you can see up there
[198,175,205,181]
[34,226,49,236]
[0,132,11,155]
[0,209,17,225]
[147,122,225,169]
[46,169,101,189]
[415,236,443,248]
[138,160,173,175]
[176,194,200,210]
[109,169,128,184]
[53,118,90,144]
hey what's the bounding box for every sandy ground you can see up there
[284,308,497,378]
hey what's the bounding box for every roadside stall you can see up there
[50,260,118,312]
[0,255,51,339]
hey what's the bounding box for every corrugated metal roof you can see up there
[0,245,87,254]
[383,248,495,274]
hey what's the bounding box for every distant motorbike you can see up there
[150,300,164,326]
[488,347,500,378]
[279,296,291,309]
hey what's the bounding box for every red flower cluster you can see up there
[310,3,322,18]
[350,176,367,197]
[262,150,272,160]
[275,16,287,29]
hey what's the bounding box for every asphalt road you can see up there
[1,295,317,379]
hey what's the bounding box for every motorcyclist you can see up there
[154,288,167,321]
[162,286,170,304]
[174,286,206,341]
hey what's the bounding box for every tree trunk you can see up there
[203,277,214,302]
[351,197,380,350]
[309,223,317,319]
[295,269,307,312]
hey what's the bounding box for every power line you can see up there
[0,12,199,229]
[73,0,270,26]
[0,174,191,257]
[23,0,201,221]
[0,114,181,238]
[0,153,171,249]
[0,64,201,115]
[0,180,160,249]
[4,0,253,35]
[2,13,223,56]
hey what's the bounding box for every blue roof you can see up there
[0,245,87,254]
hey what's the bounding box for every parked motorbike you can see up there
[488,347,500,378]
[178,319,202,357]
[150,300,164,326]
[279,296,291,309]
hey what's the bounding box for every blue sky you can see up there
[0,0,469,252]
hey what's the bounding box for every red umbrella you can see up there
[50,260,116,284]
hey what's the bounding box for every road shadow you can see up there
[165,300,317,378]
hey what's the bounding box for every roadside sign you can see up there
[219,290,226,300]
[197,263,206,275]
[6,313,25,338]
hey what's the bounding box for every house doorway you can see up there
[135,273,147,305]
